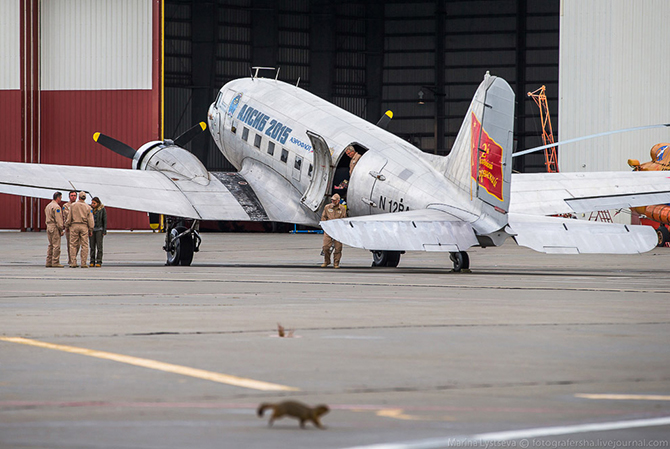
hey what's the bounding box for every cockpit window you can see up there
[267,141,275,155]
[254,134,262,149]
[280,148,288,163]
[294,156,302,171]
[242,127,249,141]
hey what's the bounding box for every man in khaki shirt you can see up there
[45,191,64,268]
[320,193,347,268]
[62,190,78,263]
[65,191,95,268]
[345,146,361,175]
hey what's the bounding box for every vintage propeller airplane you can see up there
[1,67,669,270]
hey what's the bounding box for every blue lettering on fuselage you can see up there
[289,137,313,153]
[236,103,292,144]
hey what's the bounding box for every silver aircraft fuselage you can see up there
[207,77,502,237]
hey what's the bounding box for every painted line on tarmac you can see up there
[341,416,670,449]
[0,337,299,392]
[576,393,670,401]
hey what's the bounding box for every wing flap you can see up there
[508,212,657,254]
[320,209,479,252]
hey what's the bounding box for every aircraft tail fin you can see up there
[444,73,515,224]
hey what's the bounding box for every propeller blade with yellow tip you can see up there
[376,110,393,130]
[93,132,137,159]
[174,122,207,147]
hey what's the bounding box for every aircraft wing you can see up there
[508,212,656,254]
[319,209,479,252]
[0,161,268,221]
[510,171,670,215]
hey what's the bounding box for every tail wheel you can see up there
[450,251,470,272]
[371,250,401,267]
[656,226,670,247]
[166,226,195,266]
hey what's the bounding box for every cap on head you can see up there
[331,193,341,202]
[79,191,87,200]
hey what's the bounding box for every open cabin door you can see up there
[301,131,334,212]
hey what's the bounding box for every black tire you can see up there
[385,251,401,267]
[371,250,387,267]
[166,226,194,266]
[656,225,670,247]
[371,250,401,267]
[450,251,469,272]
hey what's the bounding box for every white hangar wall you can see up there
[559,0,670,174]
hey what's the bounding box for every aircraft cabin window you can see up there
[267,141,275,156]
[254,134,262,149]
[242,127,249,141]
[308,164,313,178]
[280,148,288,163]
[294,156,302,171]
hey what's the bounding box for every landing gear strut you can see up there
[164,217,201,266]
[449,251,470,272]
[371,250,402,267]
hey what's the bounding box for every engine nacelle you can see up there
[132,141,210,186]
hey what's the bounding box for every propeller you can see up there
[174,122,207,147]
[93,122,207,159]
[376,110,393,130]
[93,132,136,159]
[513,123,670,158]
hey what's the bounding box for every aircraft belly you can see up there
[239,159,319,225]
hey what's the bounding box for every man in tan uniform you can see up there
[320,193,347,268]
[66,191,94,268]
[45,191,65,268]
[345,146,361,175]
[62,190,78,264]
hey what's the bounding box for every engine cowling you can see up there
[133,141,210,186]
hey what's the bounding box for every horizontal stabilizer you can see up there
[511,171,670,216]
[508,212,657,254]
[320,209,479,252]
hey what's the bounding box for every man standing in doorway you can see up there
[320,193,347,269]
[45,191,64,268]
[345,145,361,175]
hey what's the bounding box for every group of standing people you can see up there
[45,190,107,268]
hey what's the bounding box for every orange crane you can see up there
[527,86,612,222]
[527,86,559,173]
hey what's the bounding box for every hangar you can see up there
[1,0,667,230]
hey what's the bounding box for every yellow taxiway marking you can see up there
[576,393,670,401]
[0,337,298,392]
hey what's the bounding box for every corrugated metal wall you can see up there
[0,0,22,228]
[559,0,670,173]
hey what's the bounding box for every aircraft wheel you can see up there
[656,225,670,247]
[371,251,401,267]
[371,250,388,267]
[450,251,470,272]
[166,226,194,266]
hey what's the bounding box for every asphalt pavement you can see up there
[1,231,669,449]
